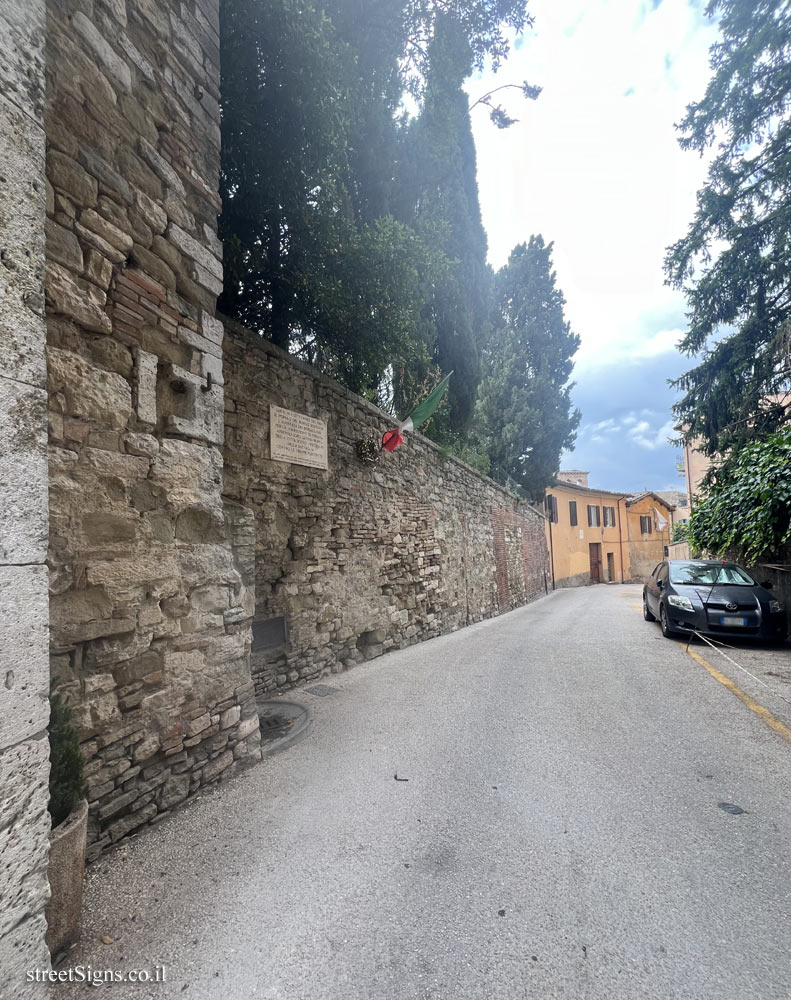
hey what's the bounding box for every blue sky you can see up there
[467,0,720,493]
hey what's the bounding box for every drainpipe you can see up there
[617,496,626,582]
[548,513,556,590]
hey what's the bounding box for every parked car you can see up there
[643,559,787,643]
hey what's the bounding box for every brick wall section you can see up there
[0,0,53,992]
[222,322,550,695]
[43,0,260,858]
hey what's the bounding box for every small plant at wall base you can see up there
[48,691,86,827]
[686,427,791,564]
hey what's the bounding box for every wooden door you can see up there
[606,552,615,582]
[589,543,602,582]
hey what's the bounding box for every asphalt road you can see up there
[54,584,791,1000]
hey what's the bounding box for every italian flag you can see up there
[382,372,452,452]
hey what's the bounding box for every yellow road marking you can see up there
[630,601,791,744]
[686,648,791,745]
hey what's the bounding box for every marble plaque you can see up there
[269,404,328,470]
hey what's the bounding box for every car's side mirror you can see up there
[761,580,773,590]
[657,579,664,589]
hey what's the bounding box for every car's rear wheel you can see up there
[660,603,679,638]
[643,592,655,622]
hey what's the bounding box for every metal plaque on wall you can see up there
[269,404,328,470]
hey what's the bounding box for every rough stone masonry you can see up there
[0,0,54,991]
[222,321,550,697]
[0,0,549,987]
[42,0,260,865]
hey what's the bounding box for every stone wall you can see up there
[0,0,53,993]
[43,0,259,859]
[222,322,550,695]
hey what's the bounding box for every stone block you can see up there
[118,33,155,82]
[0,377,48,564]
[0,567,49,751]
[116,146,163,201]
[234,716,259,742]
[220,705,240,730]
[76,145,132,203]
[185,713,210,738]
[47,347,131,429]
[79,208,134,254]
[132,735,159,762]
[0,733,50,928]
[0,93,47,389]
[44,218,83,272]
[167,223,222,282]
[45,262,111,333]
[83,250,113,292]
[0,736,51,988]
[106,802,156,842]
[137,138,185,194]
[0,0,44,122]
[87,336,133,377]
[128,242,176,290]
[134,349,157,425]
[189,584,229,613]
[202,749,233,782]
[73,221,127,265]
[200,311,223,345]
[114,651,162,688]
[124,432,159,457]
[158,772,189,810]
[47,149,98,208]
[71,12,131,91]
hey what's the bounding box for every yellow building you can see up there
[624,492,674,581]
[544,480,630,587]
[544,477,675,587]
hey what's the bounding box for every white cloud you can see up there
[468,0,719,372]
[629,417,676,450]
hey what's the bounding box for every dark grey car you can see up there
[643,559,787,643]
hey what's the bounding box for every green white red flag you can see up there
[382,372,452,452]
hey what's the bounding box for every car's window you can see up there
[650,563,662,580]
[669,562,755,586]
[657,563,669,583]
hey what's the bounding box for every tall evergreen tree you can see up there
[401,12,491,434]
[219,0,445,398]
[220,0,532,410]
[665,0,791,461]
[476,236,580,499]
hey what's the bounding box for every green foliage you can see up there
[399,0,533,98]
[48,691,86,827]
[686,427,791,562]
[672,521,689,544]
[474,236,580,501]
[402,12,491,434]
[665,0,791,460]
[220,0,529,415]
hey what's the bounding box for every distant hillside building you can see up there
[655,489,690,526]
[558,469,590,488]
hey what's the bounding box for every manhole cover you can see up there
[305,684,338,697]
[260,715,291,734]
[255,700,312,754]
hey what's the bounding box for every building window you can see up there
[603,506,616,527]
[569,501,578,526]
[587,505,601,527]
[640,515,652,534]
[546,494,558,523]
